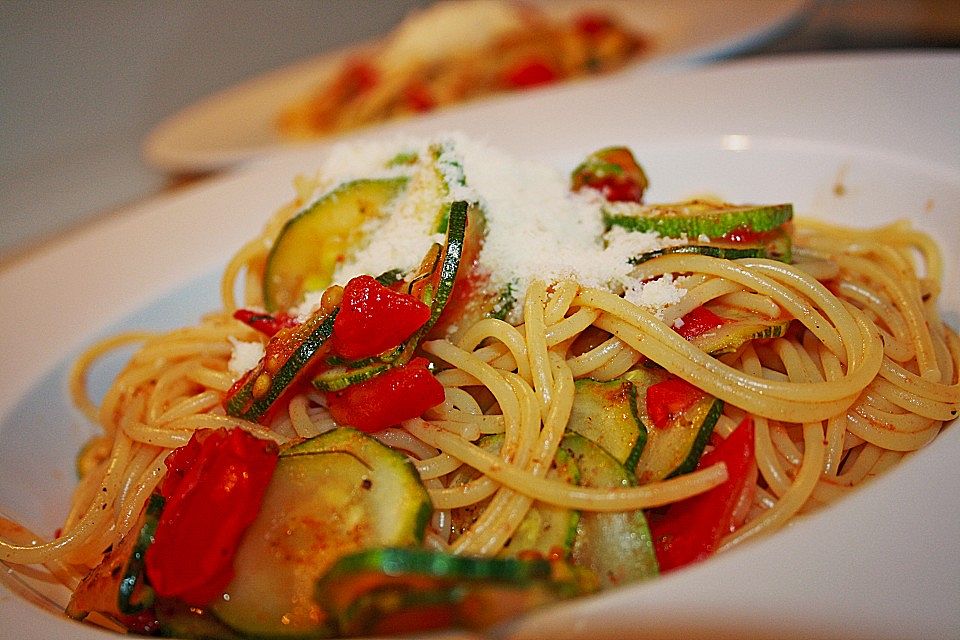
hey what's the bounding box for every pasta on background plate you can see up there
[1,134,957,638]
[278,0,649,140]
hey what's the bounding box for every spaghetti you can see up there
[277,1,648,140]
[1,138,957,636]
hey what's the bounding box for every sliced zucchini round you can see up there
[224,309,337,423]
[559,434,659,587]
[449,434,580,559]
[634,394,724,484]
[315,548,596,636]
[567,378,646,472]
[688,307,793,356]
[263,177,408,312]
[311,360,391,392]
[604,199,793,238]
[629,226,793,264]
[211,428,431,638]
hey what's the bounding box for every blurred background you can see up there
[2,0,958,263]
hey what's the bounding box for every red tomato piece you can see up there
[403,80,437,112]
[573,11,614,36]
[649,417,756,572]
[233,308,298,337]
[326,357,444,432]
[570,147,648,203]
[145,428,278,606]
[646,377,706,430]
[503,58,558,88]
[717,223,792,245]
[333,275,432,360]
[674,306,728,340]
[341,58,379,96]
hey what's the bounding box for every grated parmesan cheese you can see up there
[623,275,688,319]
[227,337,265,375]
[282,133,687,325]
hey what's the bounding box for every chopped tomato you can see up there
[333,275,431,360]
[503,58,558,88]
[674,306,728,340]
[571,146,648,203]
[340,58,379,96]
[326,357,444,432]
[573,12,614,36]
[233,308,298,337]
[649,417,756,572]
[428,209,487,340]
[718,222,792,244]
[145,428,278,606]
[646,377,706,429]
[403,80,437,112]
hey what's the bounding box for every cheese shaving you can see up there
[291,133,684,322]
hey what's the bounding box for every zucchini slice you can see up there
[630,369,724,484]
[117,493,164,615]
[411,200,473,336]
[155,599,242,640]
[311,360,391,392]
[65,494,164,621]
[314,548,596,636]
[307,199,472,396]
[449,434,580,559]
[566,378,646,472]
[604,199,793,238]
[689,307,792,356]
[629,226,793,264]
[225,309,337,423]
[263,177,408,312]
[559,434,659,587]
[428,140,468,234]
[211,428,431,638]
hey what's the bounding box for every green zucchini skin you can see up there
[226,310,337,423]
[623,368,723,483]
[604,200,793,238]
[155,599,243,639]
[635,396,724,484]
[501,444,580,559]
[408,200,469,339]
[629,225,793,264]
[559,434,659,587]
[689,308,793,356]
[311,361,391,392]
[566,378,646,472]
[314,548,596,636]
[210,428,431,639]
[449,434,580,559]
[307,199,470,398]
[117,493,165,615]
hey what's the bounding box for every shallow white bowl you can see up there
[2,52,958,639]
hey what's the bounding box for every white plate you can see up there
[3,52,959,639]
[143,0,810,173]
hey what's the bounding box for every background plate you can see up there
[143,0,810,172]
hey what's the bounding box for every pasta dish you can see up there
[1,135,957,637]
[277,1,649,140]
